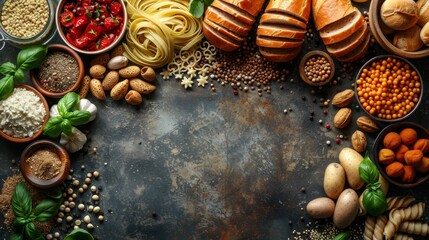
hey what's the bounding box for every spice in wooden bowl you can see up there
[299,50,335,86]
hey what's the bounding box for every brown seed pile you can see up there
[200,37,289,96]
[304,56,332,83]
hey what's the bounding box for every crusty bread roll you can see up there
[381,0,419,31]
[420,21,429,45]
[202,0,265,51]
[312,0,354,30]
[417,0,429,26]
[256,0,310,62]
[393,25,424,51]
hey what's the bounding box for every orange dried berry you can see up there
[378,148,396,165]
[404,149,423,166]
[417,156,429,173]
[413,139,429,153]
[399,128,417,145]
[395,144,409,163]
[386,161,404,178]
[383,132,402,149]
[400,165,416,183]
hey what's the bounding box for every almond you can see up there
[351,130,367,153]
[89,65,106,79]
[102,71,119,91]
[119,66,140,78]
[129,78,156,94]
[356,116,379,133]
[125,90,143,105]
[89,79,106,101]
[110,79,129,100]
[77,75,91,99]
[334,108,352,129]
[332,89,354,107]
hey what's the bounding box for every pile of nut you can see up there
[77,45,157,105]
[379,127,429,183]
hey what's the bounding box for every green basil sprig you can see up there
[0,45,47,100]
[359,153,388,217]
[189,0,213,18]
[64,229,94,240]
[43,92,91,138]
[11,182,62,240]
[334,231,350,240]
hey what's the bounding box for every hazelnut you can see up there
[417,156,429,173]
[404,149,423,166]
[394,144,409,163]
[379,148,396,165]
[413,138,429,153]
[399,128,418,146]
[400,165,416,183]
[383,132,402,149]
[381,0,419,31]
[386,161,405,178]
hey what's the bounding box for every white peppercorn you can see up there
[87,223,94,229]
[92,195,99,201]
[98,215,104,222]
[78,204,85,211]
[93,171,100,178]
[93,206,100,213]
[84,215,91,224]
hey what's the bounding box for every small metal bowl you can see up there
[0,84,49,143]
[20,139,70,189]
[354,55,423,123]
[299,50,335,86]
[30,44,84,98]
[372,122,429,188]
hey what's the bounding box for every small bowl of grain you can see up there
[30,44,84,98]
[20,139,70,189]
[299,50,335,86]
[0,84,49,143]
[354,55,423,123]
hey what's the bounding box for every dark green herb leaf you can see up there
[14,68,25,83]
[14,217,28,226]
[58,92,80,116]
[363,186,387,217]
[11,223,24,240]
[34,198,60,222]
[0,62,16,75]
[43,116,64,138]
[189,0,205,18]
[17,45,48,71]
[24,222,44,240]
[334,231,350,240]
[61,119,73,136]
[66,110,91,126]
[0,74,14,100]
[203,0,213,5]
[11,183,32,218]
[64,229,94,240]
[46,187,63,200]
[359,153,379,184]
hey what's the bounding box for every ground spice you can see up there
[26,148,62,180]
[37,51,78,93]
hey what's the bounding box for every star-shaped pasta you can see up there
[187,69,196,78]
[174,73,183,79]
[198,68,209,76]
[160,69,171,79]
[197,76,208,87]
[181,77,193,89]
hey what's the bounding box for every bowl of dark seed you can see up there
[20,139,70,189]
[299,50,335,86]
[0,84,49,143]
[30,44,84,98]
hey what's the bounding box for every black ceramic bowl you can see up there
[355,55,423,123]
[373,122,429,188]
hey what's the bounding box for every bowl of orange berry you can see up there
[355,55,423,123]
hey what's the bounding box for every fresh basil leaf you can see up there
[334,231,350,240]
[46,187,63,200]
[34,198,60,222]
[0,62,16,75]
[0,75,14,100]
[11,222,24,240]
[14,68,25,83]
[58,92,80,116]
[43,116,64,138]
[61,119,73,136]
[17,45,48,71]
[24,222,44,240]
[203,0,213,5]
[11,183,32,218]
[363,187,387,217]
[66,110,91,126]
[189,0,205,18]
[64,229,94,240]
[359,153,379,184]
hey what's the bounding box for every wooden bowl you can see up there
[369,0,429,58]
[0,84,49,143]
[299,50,335,86]
[373,122,429,188]
[20,139,70,189]
[30,44,84,98]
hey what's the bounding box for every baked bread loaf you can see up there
[256,0,311,62]
[312,0,370,62]
[202,0,265,51]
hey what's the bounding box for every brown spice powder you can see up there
[26,148,62,180]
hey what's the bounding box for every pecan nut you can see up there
[356,116,379,133]
[334,108,352,129]
[332,89,354,107]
